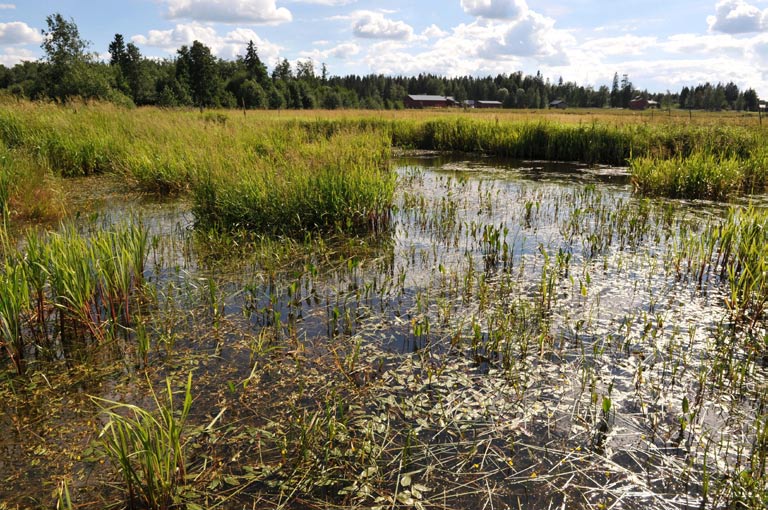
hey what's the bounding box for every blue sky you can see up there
[2,1,768,96]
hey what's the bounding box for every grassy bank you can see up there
[0,141,64,224]
[0,102,767,222]
[630,151,768,200]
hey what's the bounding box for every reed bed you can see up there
[674,206,768,334]
[631,153,745,199]
[0,220,148,373]
[0,141,64,223]
[192,127,395,235]
[0,102,767,215]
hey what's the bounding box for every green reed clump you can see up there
[717,208,768,330]
[0,259,30,374]
[193,128,395,235]
[0,149,11,220]
[0,142,64,222]
[630,153,745,200]
[388,118,762,166]
[47,222,149,353]
[676,206,767,336]
[0,104,127,177]
[94,373,193,510]
[741,145,768,193]
[1,102,766,205]
[0,220,149,373]
[0,110,26,149]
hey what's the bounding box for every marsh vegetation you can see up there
[0,103,766,509]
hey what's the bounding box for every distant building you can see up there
[404,94,456,108]
[475,100,503,109]
[549,99,567,109]
[629,97,660,110]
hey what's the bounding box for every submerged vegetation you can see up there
[0,104,766,509]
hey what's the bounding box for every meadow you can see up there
[0,101,766,510]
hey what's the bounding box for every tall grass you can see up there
[0,220,149,373]
[675,206,768,338]
[0,102,766,213]
[94,373,194,510]
[0,259,29,373]
[0,141,64,222]
[192,127,395,235]
[631,153,744,200]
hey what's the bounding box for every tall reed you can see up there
[0,220,149,372]
[0,259,30,373]
[192,127,396,235]
[676,206,768,335]
[1,102,766,210]
[630,153,744,200]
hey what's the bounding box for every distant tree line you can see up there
[0,13,762,112]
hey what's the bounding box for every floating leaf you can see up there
[396,491,414,505]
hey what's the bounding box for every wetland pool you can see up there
[1,153,766,510]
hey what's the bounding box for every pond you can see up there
[1,153,766,509]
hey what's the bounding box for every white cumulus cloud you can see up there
[348,11,413,40]
[422,24,447,39]
[132,23,281,63]
[290,0,355,4]
[300,42,360,60]
[480,11,571,65]
[0,47,36,66]
[707,0,766,34]
[0,21,42,45]
[460,0,526,20]
[164,0,292,25]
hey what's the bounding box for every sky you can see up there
[2,0,768,96]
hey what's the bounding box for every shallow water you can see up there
[2,154,766,509]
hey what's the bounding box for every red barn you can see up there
[629,97,660,110]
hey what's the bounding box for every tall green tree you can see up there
[108,33,129,94]
[124,42,152,104]
[620,74,633,108]
[243,40,268,85]
[272,58,292,81]
[744,88,759,112]
[40,13,96,100]
[177,41,221,107]
[610,72,620,108]
[108,33,127,68]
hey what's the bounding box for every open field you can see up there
[0,103,766,510]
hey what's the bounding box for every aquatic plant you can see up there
[0,259,30,373]
[94,373,193,510]
[192,127,396,235]
[0,220,149,372]
[631,153,746,199]
[0,102,766,208]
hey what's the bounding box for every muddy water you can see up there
[2,155,766,509]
